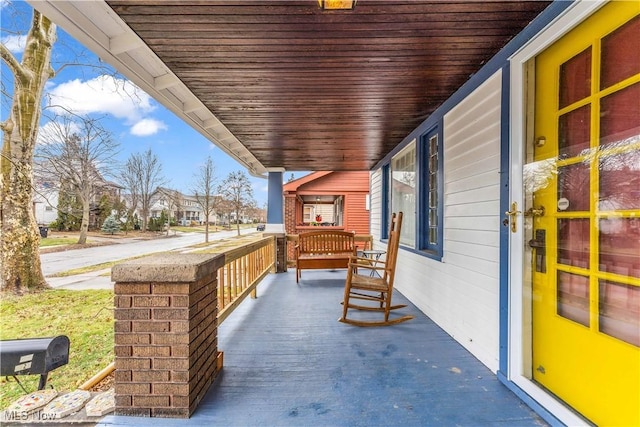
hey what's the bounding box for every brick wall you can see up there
[284,195,297,261]
[112,254,225,418]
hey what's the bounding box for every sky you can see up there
[1,0,304,207]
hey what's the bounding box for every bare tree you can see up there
[0,9,56,292]
[192,156,218,242]
[218,170,254,236]
[157,187,183,235]
[243,200,260,224]
[119,164,141,231]
[121,149,165,232]
[35,113,120,244]
[216,197,234,230]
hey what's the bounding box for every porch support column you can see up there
[265,170,286,272]
[112,253,224,418]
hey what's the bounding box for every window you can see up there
[420,128,443,258]
[382,127,443,260]
[303,205,313,222]
[391,140,416,247]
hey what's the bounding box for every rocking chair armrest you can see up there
[349,255,387,265]
[348,255,375,264]
[348,258,387,271]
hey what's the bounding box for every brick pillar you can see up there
[284,195,297,263]
[276,235,286,273]
[112,253,225,418]
[263,233,286,273]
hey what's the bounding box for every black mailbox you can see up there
[0,335,70,390]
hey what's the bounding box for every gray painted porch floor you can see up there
[98,270,548,427]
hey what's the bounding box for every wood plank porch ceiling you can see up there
[106,1,551,172]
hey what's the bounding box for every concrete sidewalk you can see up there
[46,269,113,290]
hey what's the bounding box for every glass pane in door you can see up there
[560,47,592,108]
[601,16,640,89]
[557,163,590,211]
[558,219,589,268]
[599,151,640,210]
[599,217,640,278]
[557,271,590,327]
[600,82,640,146]
[599,280,640,346]
[559,105,591,157]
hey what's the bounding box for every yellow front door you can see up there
[531,2,639,425]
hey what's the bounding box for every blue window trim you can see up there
[418,124,443,260]
[381,164,390,240]
[381,126,444,258]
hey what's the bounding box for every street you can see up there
[40,229,257,289]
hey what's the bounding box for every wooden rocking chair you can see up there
[339,212,414,326]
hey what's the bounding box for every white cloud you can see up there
[47,75,155,121]
[130,118,167,136]
[2,34,26,53]
[46,75,167,136]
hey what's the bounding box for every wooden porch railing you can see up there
[217,235,276,324]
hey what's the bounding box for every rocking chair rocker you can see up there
[339,212,414,326]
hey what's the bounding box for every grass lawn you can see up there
[171,224,258,234]
[0,289,114,409]
[170,226,206,233]
[39,237,79,247]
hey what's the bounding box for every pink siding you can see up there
[344,193,370,235]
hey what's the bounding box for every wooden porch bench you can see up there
[295,230,356,283]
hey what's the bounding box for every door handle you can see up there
[528,229,546,273]
[505,202,521,233]
[524,206,545,218]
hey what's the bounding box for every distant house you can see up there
[283,170,370,235]
[151,188,204,225]
[32,179,58,226]
[33,176,122,229]
[134,189,263,228]
[150,188,264,226]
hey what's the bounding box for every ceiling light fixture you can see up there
[318,0,356,10]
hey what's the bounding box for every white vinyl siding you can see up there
[374,70,503,371]
[369,169,383,239]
